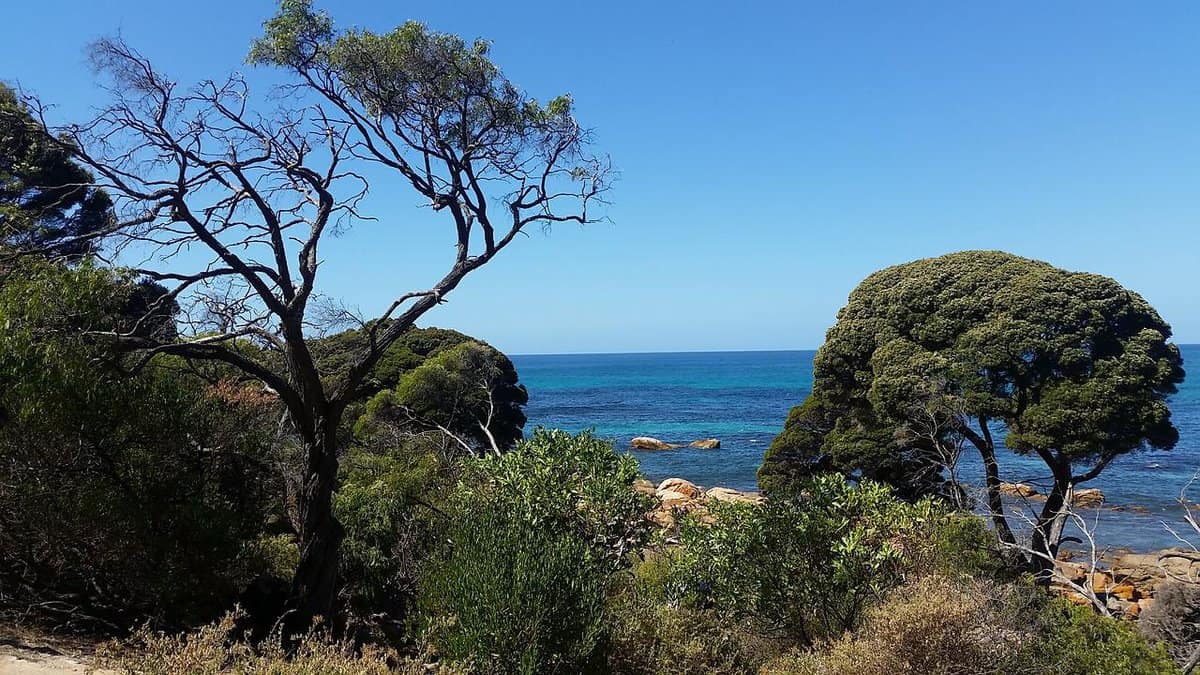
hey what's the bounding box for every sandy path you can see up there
[0,643,112,675]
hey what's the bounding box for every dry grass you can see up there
[94,613,467,675]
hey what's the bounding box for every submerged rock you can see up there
[631,436,682,450]
[689,438,721,449]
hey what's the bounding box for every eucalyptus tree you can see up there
[760,251,1184,577]
[15,0,608,628]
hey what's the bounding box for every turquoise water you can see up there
[512,345,1200,553]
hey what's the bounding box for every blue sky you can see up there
[3,1,1198,354]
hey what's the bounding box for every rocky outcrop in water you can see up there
[631,437,681,450]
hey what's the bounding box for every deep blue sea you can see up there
[513,345,1200,553]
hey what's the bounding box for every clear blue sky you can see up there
[3,1,1198,354]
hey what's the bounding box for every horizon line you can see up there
[511,342,1200,358]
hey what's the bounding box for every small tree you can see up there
[761,251,1184,578]
[14,0,609,630]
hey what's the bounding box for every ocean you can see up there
[512,345,1200,553]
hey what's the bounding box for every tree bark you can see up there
[968,417,1017,546]
[1030,457,1074,583]
[282,411,345,638]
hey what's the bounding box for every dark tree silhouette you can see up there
[0,83,113,257]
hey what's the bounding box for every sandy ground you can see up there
[0,637,114,675]
[0,647,90,674]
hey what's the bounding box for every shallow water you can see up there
[513,345,1200,553]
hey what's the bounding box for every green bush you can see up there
[418,429,653,674]
[336,437,457,626]
[1035,599,1178,675]
[606,550,779,674]
[675,474,926,646]
[0,261,278,629]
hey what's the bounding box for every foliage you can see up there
[675,474,926,646]
[760,250,1184,564]
[356,340,528,454]
[98,611,467,675]
[419,429,653,674]
[0,260,277,628]
[762,576,1035,675]
[0,83,112,256]
[605,550,780,674]
[1036,599,1179,674]
[249,2,588,164]
[335,437,455,625]
[763,576,1178,675]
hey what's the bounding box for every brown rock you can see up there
[999,482,1040,498]
[657,478,704,499]
[1056,561,1089,585]
[647,510,676,529]
[1090,572,1114,594]
[656,489,692,509]
[1110,582,1139,601]
[1073,488,1105,508]
[689,438,721,449]
[1064,591,1094,607]
[631,436,682,450]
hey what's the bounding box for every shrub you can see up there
[336,438,455,626]
[97,611,466,675]
[764,576,1178,675]
[675,474,926,646]
[1035,599,1178,675]
[418,429,653,674]
[907,509,1014,581]
[606,550,780,674]
[0,263,278,629]
[1140,580,1200,668]
[762,576,1036,675]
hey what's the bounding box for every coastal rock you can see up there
[1072,488,1105,508]
[689,438,721,449]
[657,478,704,500]
[1090,571,1115,594]
[1110,582,1139,601]
[707,487,762,504]
[656,490,692,509]
[999,482,1040,498]
[631,436,682,451]
[647,510,676,529]
[1055,560,1090,585]
[633,478,658,497]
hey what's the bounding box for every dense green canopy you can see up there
[760,251,1184,565]
[0,84,112,256]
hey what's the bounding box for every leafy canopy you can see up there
[760,250,1185,496]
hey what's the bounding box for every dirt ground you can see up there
[0,631,113,675]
